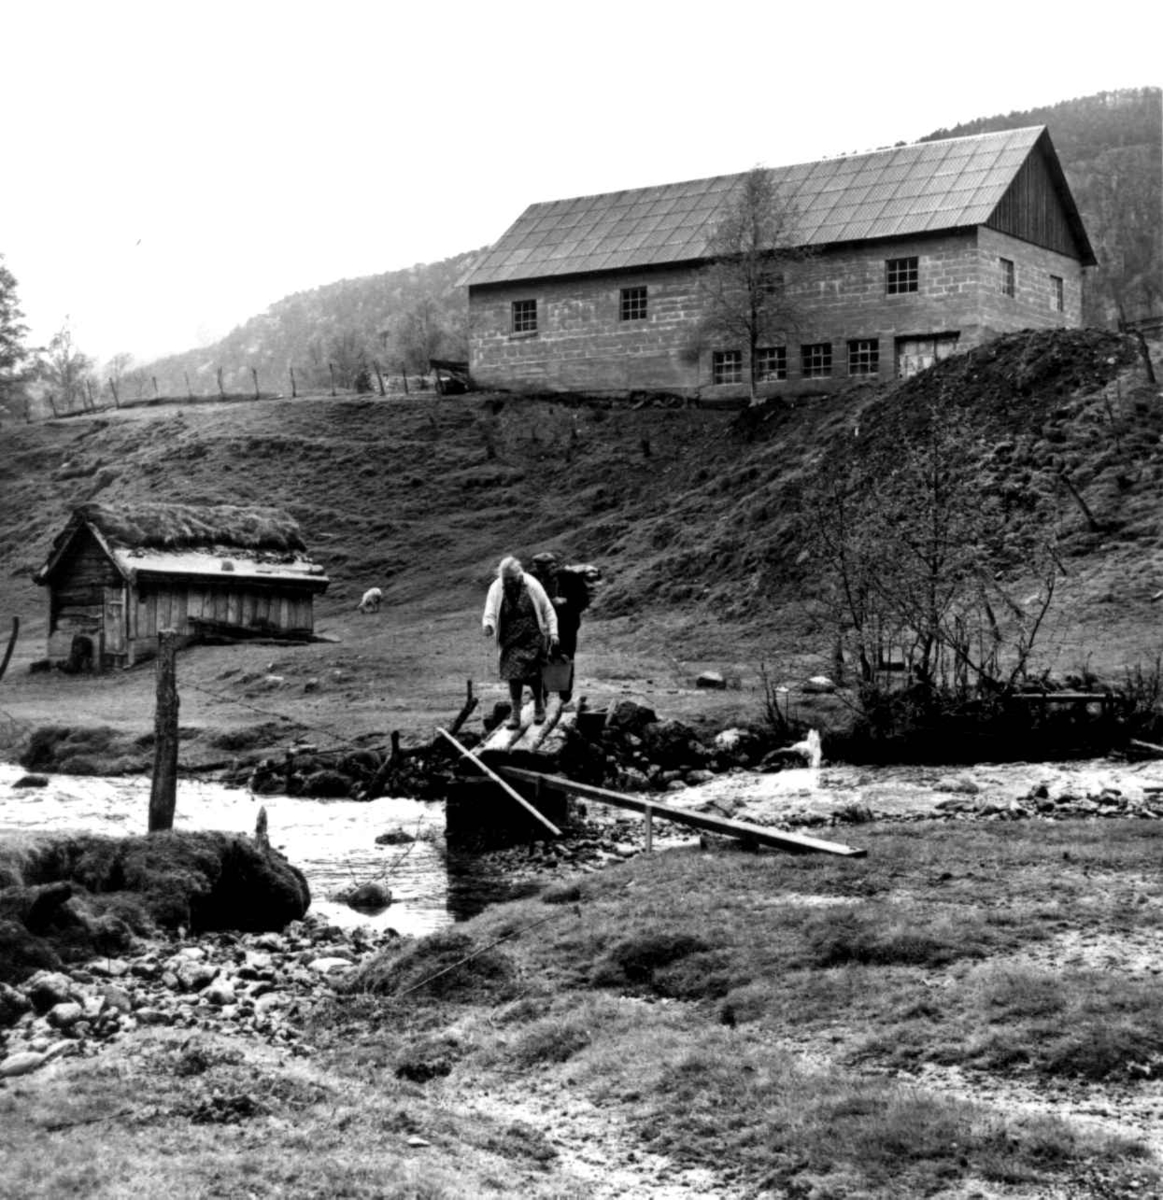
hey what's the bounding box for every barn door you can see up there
[103,587,127,655]
[895,333,960,379]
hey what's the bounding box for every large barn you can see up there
[462,126,1095,399]
[34,503,329,670]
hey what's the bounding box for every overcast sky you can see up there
[2,0,1157,367]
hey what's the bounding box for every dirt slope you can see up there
[0,327,1159,756]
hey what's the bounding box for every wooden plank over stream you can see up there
[477,696,571,754]
[498,767,868,858]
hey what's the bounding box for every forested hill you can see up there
[142,249,481,400]
[139,88,1160,400]
[921,87,1161,327]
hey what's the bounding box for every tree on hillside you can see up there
[808,401,1060,700]
[38,322,95,414]
[391,295,451,376]
[327,329,368,390]
[0,256,31,421]
[697,167,813,403]
[1084,143,1163,326]
[105,352,134,406]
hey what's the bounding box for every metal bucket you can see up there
[542,657,573,691]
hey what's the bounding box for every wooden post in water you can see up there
[148,630,179,832]
[644,804,654,853]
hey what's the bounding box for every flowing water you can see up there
[5,751,1159,937]
[0,762,521,936]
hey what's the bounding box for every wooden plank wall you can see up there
[132,581,315,647]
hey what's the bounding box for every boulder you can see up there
[640,719,708,769]
[604,700,658,736]
[696,671,727,690]
[342,882,392,912]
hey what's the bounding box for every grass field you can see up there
[4,819,1163,1197]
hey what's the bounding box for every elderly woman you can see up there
[482,556,558,729]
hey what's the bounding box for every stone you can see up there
[1,1051,47,1077]
[935,776,980,795]
[12,775,49,788]
[802,676,836,694]
[0,981,33,1025]
[47,1001,84,1029]
[204,981,237,1007]
[24,971,75,1013]
[134,1007,175,1026]
[343,882,392,912]
[604,700,658,735]
[176,962,219,992]
[308,957,354,976]
[696,671,726,689]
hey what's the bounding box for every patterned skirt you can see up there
[498,586,544,682]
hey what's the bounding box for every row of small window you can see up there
[711,340,880,385]
[511,287,647,334]
[891,255,1065,311]
[512,260,1067,336]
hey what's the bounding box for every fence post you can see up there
[644,804,653,853]
[148,630,179,832]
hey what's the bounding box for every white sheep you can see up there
[357,587,383,614]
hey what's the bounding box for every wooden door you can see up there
[103,587,127,655]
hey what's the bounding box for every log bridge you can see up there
[497,767,867,858]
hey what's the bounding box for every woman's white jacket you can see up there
[482,573,559,645]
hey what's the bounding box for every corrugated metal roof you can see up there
[461,127,1059,287]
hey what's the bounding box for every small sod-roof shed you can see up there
[34,502,329,669]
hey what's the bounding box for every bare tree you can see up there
[106,351,133,406]
[39,322,94,414]
[808,401,1061,702]
[697,166,812,402]
[391,295,449,378]
[0,256,31,422]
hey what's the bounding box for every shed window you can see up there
[999,258,1015,297]
[712,350,743,385]
[511,299,538,335]
[1051,274,1064,312]
[801,342,832,379]
[756,346,787,381]
[620,286,648,321]
[886,257,918,295]
[848,339,879,377]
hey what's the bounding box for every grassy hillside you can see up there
[0,327,1160,752]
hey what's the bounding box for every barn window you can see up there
[511,299,538,335]
[1051,274,1064,312]
[801,342,832,378]
[885,257,918,295]
[848,339,879,376]
[999,258,1015,297]
[755,346,787,381]
[620,286,648,321]
[712,350,743,385]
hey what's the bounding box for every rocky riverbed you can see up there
[0,915,394,1080]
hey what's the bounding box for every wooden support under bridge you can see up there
[498,767,867,858]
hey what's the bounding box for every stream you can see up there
[0,762,521,936]
[4,754,1160,938]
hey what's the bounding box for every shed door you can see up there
[103,587,127,655]
[895,333,960,379]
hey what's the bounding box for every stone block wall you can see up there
[467,228,1086,399]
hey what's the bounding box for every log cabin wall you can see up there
[130,579,316,660]
[46,529,123,658]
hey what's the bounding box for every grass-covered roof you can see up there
[77,502,306,553]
